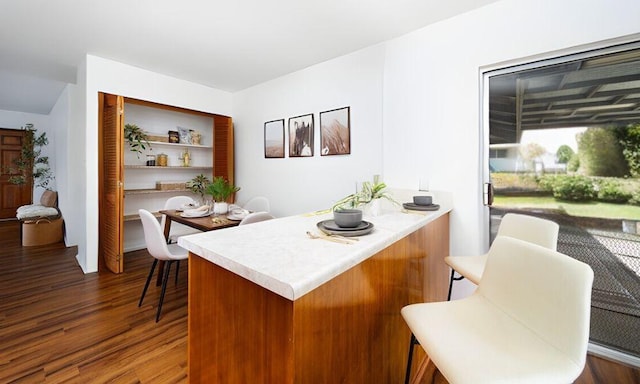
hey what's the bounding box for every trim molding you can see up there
[589,342,640,368]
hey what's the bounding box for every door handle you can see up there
[483,182,493,206]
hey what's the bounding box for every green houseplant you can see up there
[186,174,211,205]
[332,179,397,212]
[8,123,55,191]
[205,176,240,214]
[124,123,151,158]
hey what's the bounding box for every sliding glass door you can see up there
[482,42,640,364]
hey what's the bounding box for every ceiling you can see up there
[0,0,500,115]
[490,48,640,144]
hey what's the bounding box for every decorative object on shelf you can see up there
[168,130,179,143]
[178,126,191,144]
[191,130,202,145]
[124,123,151,158]
[332,177,398,216]
[7,123,55,191]
[288,114,314,157]
[186,174,211,205]
[156,181,186,191]
[206,176,240,215]
[320,106,350,156]
[147,134,168,143]
[179,148,191,167]
[264,119,285,158]
[156,153,168,166]
[146,155,156,166]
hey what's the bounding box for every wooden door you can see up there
[213,115,234,183]
[0,129,32,219]
[99,93,124,273]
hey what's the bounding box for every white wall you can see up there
[48,85,71,245]
[0,109,51,203]
[71,55,233,273]
[232,44,386,217]
[382,0,640,297]
[63,0,639,278]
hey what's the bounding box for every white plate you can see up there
[180,210,210,218]
[227,214,246,221]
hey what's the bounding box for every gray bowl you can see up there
[413,195,433,206]
[333,209,363,228]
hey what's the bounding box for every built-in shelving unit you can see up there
[99,92,234,273]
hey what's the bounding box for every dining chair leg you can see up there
[405,333,418,384]
[138,258,158,307]
[175,260,180,286]
[156,260,173,322]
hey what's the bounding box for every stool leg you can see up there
[405,333,418,384]
[447,269,465,301]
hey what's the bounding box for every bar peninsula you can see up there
[178,189,452,383]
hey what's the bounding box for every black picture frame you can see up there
[320,106,350,156]
[264,119,285,158]
[288,114,314,157]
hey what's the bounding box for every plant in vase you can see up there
[7,123,55,191]
[332,180,398,215]
[124,123,151,158]
[205,176,240,214]
[186,174,211,206]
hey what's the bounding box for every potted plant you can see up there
[332,179,398,215]
[124,123,151,158]
[205,176,240,214]
[186,174,211,206]
[8,123,55,192]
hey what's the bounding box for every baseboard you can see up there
[589,342,640,368]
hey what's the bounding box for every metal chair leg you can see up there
[138,259,158,307]
[156,260,173,322]
[405,333,418,384]
[175,260,180,286]
[447,269,465,301]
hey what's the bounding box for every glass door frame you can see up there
[479,36,640,367]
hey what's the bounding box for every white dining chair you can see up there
[242,196,270,213]
[239,211,275,225]
[402,236,594,384]
[138,209,189,322]
[161,195,200,243]
[445,213,559,300]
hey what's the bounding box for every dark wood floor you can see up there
[0,220,188,383]
[0,220,638,383]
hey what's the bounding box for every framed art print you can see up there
[264,119,285,158]
[320,106,350,156]
[288,114,314,157]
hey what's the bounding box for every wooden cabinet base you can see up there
[188,214,449,383]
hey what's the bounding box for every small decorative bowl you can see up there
[413,195,433,206]
[333,209,363,228]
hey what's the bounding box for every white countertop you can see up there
[178,189,452,301]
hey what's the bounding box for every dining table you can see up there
[156,209,241,285]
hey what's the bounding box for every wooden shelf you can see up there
[124,188,190,195]
[124,211,161,221]
[124,165,213,170]
[148,140,212,149]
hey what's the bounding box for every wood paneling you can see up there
[189,214,450,383]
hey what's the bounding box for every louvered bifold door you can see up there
[99,93,124,273]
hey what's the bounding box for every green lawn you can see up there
[493,195,640,220]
